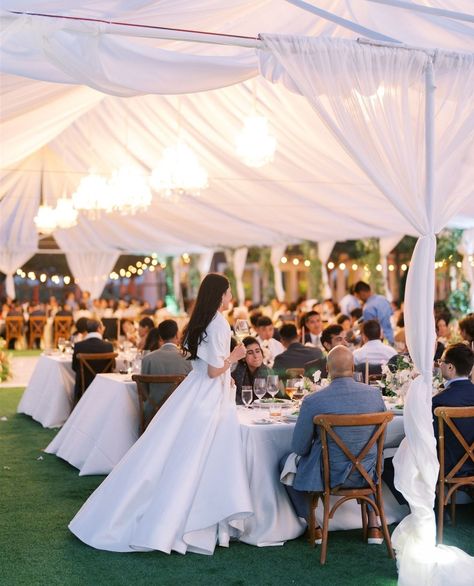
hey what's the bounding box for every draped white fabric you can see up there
[259,35,474,584]
[197,251,215,280]
[0,249,36,299]
[317,241,335,299]
[64,251,119,299]
[459,229,474,310]
[171,256,184,311]
[232,246,248,306]
[270,244,287,302]
[379,235,403,302]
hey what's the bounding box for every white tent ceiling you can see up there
[0,1,473,256]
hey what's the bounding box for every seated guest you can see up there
[281,346,387,544]
[72,320,114,404]
[301,311,324,348]
[353,319,397,367]
[336,313,351,332]
[71,317,89,344]
[141,319,192,415]
[273,323,323,378]
[137,316,155,350]
[304,324,347,379]
[459,314,474,347]
[255,316,284,368]
[121,318,138,346]
[433,343,474,476]
[231,336,272,404]
[143,327,161,352]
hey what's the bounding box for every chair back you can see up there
[434,405,474,543]
[76,352,118,399]
[29,316,47,348]
[54,316,73,347]
[5,316,24,348]
[132,374,186,435]
[286,368,305,379]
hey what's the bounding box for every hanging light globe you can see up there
[54,197,78,229]
[108,166,152,215]
[34,205,57,235]
[72,172,113,219]
[150,142,209,200]
[235,115,277,168]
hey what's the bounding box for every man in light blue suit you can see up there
[283,345,386,544]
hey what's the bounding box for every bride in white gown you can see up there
[69,274,253,555]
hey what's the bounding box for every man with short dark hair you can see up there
[354,281,394,344]
[353,319,396,366]
[273,323,323,376]
[255,315,284,368]
[304,324,347,379]
[72,319,114,403]
[301,311,323,348]
[433,343,474,476]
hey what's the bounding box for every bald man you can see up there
[282,345,386,544]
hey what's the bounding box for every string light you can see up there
[304,260,311,267]
[327,262,335,270]
[281,256,287,264]
[339,263,346,270]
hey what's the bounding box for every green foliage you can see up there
[188,255,202,298]
[355,238,384,294]
[436,229,463,262]
[448,280,471,316]
[258,247,275,303]
[301,241,323,299]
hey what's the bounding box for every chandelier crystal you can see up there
[235,115,277,168]
[54,197,78,229]
[150,142,209,200]
[72,172,114,219]
[34,205,57,235]
[108,166,153,215]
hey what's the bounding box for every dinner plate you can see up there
[284,413,299,421]
[254,399,293,408]
[387,405,404,415]
[252,418,274,425]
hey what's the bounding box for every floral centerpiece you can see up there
[0,338,12,383]
[295,370,330,394]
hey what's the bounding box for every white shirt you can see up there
[353,339,397,365]
[84,332,103,341]
[256,336,284,368]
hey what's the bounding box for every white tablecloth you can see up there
[45,373,139,476]
[17,354,74,428]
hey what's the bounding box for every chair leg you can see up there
[437,483,445,545]
[308,493,318,547]
[320,492,330,565]
[376,491,395,559]
[360,500,368,542]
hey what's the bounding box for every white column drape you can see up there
[0,250,36,299]
[65,251,119,300]
[270,244,287,302]
[260,36,474,584]
[197,250,215,280]
[232,247,248,306]
[318,241,335,299]
[459,229,474,310]
[379,235,403,302]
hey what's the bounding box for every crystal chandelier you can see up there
[54,197,78,229]
[34,204,57,235]
[235,115,277,168]
[72,172,114,219]
[150,142,209,200]
[108,166,153,214]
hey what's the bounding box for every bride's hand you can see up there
[230,343,246,363]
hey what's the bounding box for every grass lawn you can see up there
[1,388,473,586]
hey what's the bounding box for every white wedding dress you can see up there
[69,312,253,555]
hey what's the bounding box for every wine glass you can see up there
[234,319,250,343]
[285,378,298,401]
[63,340,73,356]
[266,374,279,401]
[253,377,267,403]
[57,337,66,354]
[241,386,253,409]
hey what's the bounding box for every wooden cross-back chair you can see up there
[53,316,73,348]
[434,406,474,544]
[29,316,47,348]
[286,368,305,379]
[76,352,117,404]
[309,411,395,565]
[5,316,24,349]
[132,374,186,435]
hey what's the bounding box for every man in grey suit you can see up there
[283,345,386,544]
[140,319,192,414]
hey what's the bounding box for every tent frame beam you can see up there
[366,0,474,24]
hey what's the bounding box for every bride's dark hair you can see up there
[182,273,230,359]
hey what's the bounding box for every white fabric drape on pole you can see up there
[65,251,119,300]
[459,229,474,310]
[260,35,474,584]
[318,240,335,299]
[232,247,248,306]
[270,244,287,302]
[0,249,36,299]
[171,256,184,312]
[197,250,215,280]
[379,235,403,302]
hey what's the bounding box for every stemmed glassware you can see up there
[234,319,250,343]
[57,337,66,354]
[241,386,253,409]
[266,374,279,401]
[253,377,267,403]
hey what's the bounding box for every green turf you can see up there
[9,349,43,358]
[1,388,473,586]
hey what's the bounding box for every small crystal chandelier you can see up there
[109,166,153,214]
[34,204,57,235]
[54,197,78,229]
[235,114,277,168]
[150,142,209,200]
[72,172,114,219]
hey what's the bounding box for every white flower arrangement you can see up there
[294,370,330,394]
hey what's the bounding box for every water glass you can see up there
[253,377,267,401]
[57,337,66,353]
[241,386,253,408]
[266,374,279,400]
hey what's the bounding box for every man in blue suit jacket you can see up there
[432,343,474,477]
[283,345,386,543]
